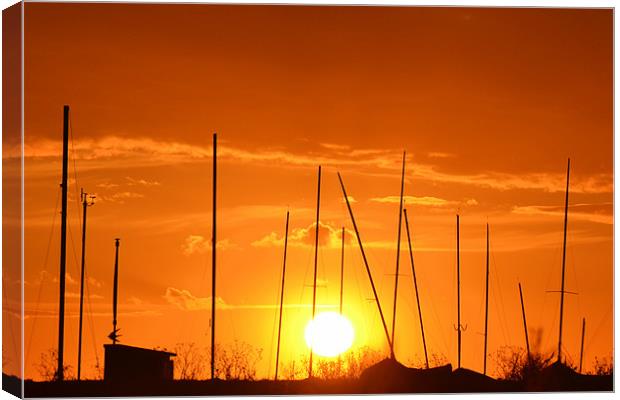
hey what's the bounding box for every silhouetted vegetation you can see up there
[215,340,263,380]
[281,346,388,380]
[174,342,207,380]
[591,355,614,376]
[492,346,554,381]
[36,348,75,381]
[172,341,263,381]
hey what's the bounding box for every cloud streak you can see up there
[512,203,613,225]
[181,235,235,255]
[11,136,612,194]
[252,221,354,249]
[370,195,478,207]
[164,287,338,311]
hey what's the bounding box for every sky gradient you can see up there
[7,4,613,380]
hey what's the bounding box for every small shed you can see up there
[104,344,176,383]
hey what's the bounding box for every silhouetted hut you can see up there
[104,344,176,383]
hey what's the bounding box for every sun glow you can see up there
[304,311,355,357]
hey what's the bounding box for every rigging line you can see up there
[68,113,82,231]
[425,283,450,360]
[567,242,583,324]
[584,304,612,354]
[67,214,82,280]
[488,260,506,345]
[2,278,19,370]
[83,269,99,378]
[489,270,509,348]
[490,252,512,345]
[25,186,61,364]
[351,248,370,345]
[268,250,284,379]
[543,300,560,355]
[538,246,561,346]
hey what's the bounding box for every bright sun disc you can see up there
[304,311,355,357]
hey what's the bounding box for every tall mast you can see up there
[403,208,428,369]
[390,151,406,360]
[111,239,120,344]
[339,227,345,315]
[483,223,490,375]
[338,172,393,354]
[56,105,69,381]
[274,211,290,381]
[77,190,95,381]
[557,158,570,363]
[211,133,217,380]
[309,166,321,378]
[579,318,586,373]
[518,282,531,363]
[456,214,462,369]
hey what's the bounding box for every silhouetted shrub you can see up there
[592,356,613,376]
[215,340,263,380]
[174,342,207,380]
[492,346,553,381]
[36,349,74,381]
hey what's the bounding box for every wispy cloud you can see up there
[65,291,103,300]
[428,152,455,159]
[252,221,354,249]
[87,276,103,289]
[512,203,613,225]
[341,196,357,204]
[125,177,161,187]
[370,195,478,208]
[164,288,227,311]
[13,136,612,194]
[320,143,350,151]
[99,191,144,204]
[411,164,612,194]
[181,235,235,255]
[163,287,338,311]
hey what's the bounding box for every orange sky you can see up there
[5,4,614,380]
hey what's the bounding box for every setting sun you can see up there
[304,312,355,357]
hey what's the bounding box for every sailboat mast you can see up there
[338,172,393,354]
[112,239,120,344]
[579,317,586,373]
[57,105,69,381]
[339,227,345,315]
[77,190,94,381]
[211,133,217,380]
[518,282,531,362]
[309,166,321,378]
[274,211,290,381]
[403,208,428,369]
[456,214,462,369]
[558,158,570,363]
[483,223,490,375]
[390,151,406,360]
